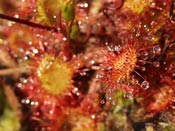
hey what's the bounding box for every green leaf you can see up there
[70,23,79,39]
[62,2,75,22]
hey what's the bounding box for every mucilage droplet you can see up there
[105,0,124,10]
[141,80,150,90]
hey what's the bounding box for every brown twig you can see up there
[0,67,30,76]
[0,47,17,67]
[3,85,22,116]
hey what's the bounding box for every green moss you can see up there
[0,88,20,131]
[0,108,20,131]
[97,123,105,131]
[105,90,134,130]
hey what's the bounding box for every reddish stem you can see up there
[170,0,174,16]
[0,13,58,32]
[170,0,175,21]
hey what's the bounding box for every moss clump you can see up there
[0,88,20,131]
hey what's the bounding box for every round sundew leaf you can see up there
[113,47,137,81]
[70,112,96,131]
[7,26,36,56]
[36,0,62,25]
[123,0,152,14]
[37,54,73,95]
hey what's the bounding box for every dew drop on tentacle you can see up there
[111,99,117,105]
[153,61,160,68]
[76,1,89,15]
[91,114,96,119]
[141,80,150,90]
[79,70,87,76]
[77,1,89,10]
[138,50,149,60]
[105,90,113,101]
[72,87,79,94]
[21,98,31,105]
[172,73,175,78]
[124,92,133,100]
[100,99,106,105]
[141,67,146,71]
[105,0,124,10]
[153,45,161,54]
[95,73,103,79]
[105,94,112,100]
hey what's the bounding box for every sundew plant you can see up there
[0,0,175,131]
